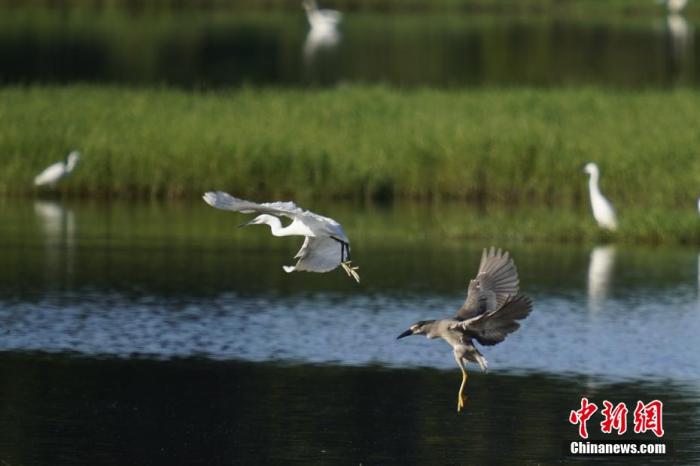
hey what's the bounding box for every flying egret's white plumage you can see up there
[303,0,342,34]
[583,162,618,231]
[203,191,359,282]
[34,151,81,187]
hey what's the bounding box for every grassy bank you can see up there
[3,85,700,206]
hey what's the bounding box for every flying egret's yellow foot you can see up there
[341,261,360,283]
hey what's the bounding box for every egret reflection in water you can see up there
[303,27,341,65]
[33,201,76,286]
[587,245,616,313]
[667,13,693,71]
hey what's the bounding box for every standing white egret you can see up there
[303,0,342,34]
[583,162,618,231]
[203,191,360,283]
[34,151,81,187]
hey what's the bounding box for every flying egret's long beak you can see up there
[238,220,254,228]
[396,329,413,340]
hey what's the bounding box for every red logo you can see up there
[569,397,598,439]
[569,399,664,439]
[633,400,665,438]
[600,401,629,435]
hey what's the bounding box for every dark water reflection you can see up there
[1,199,700,463]
[0,5,698,88]
[0,354,698,465]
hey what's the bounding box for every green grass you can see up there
[3,85,700,205]
[4,85,700,243]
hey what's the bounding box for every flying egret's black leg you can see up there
[330,236,360,283]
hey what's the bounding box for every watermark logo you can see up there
[569,398,664,438]
[567,398,667,457]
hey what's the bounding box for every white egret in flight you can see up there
[583,162,618,231]
[34,151,81,187]
[203,191,360,283]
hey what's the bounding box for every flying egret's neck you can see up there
[260,216,286,236]
[261,216,314,237]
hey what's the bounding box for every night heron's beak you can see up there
[396,329,413,340]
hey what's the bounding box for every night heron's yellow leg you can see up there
[457,364,468,412]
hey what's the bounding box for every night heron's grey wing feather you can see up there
[290,236,342,272]
[455,247,520,320]
[458,294,533,346]
[203,191,305,220]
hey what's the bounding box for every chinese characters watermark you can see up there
[569,399,664,439]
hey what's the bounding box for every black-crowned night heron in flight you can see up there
[203,191,360,283]
[34,150,81,187]
[397,247,533,412]
[583,162,618,231]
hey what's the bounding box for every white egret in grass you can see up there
[583,162,618,231]
[203,191,360,283]
[34,151,81,187]
[303,0,342,34]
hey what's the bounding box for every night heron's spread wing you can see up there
[285,236,343,273]
[456,294,533,346]
[203,191,305,219]
[455,247,519,320]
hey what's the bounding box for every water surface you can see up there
[1,5,698,88]
[0,199,699,464]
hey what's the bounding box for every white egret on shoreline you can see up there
[203,191,359,283]
[34,151,81,187]
[583,162,618,231]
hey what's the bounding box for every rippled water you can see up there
[1,199,699,464]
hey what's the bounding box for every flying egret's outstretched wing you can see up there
[283,236,342,273]
[203,191,305,219]
[454,247,519,320]
[456,294,533,346]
